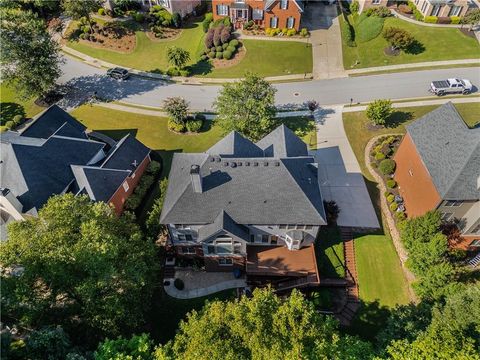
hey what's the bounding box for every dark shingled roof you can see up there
[21,105,86,139]
[197,210,249,242]
[207,131,264,158]
[256,124,308,157]
[101,134,151,171]
[265,0,304,11]
[406,102,480,200]
[160,125,326,225]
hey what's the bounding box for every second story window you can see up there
[217,4,229,16]
[280,0,288,10]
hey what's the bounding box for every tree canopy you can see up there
[366,99,393,126]
[0,194,157,343]
[154,288,374,360]
[62,0,101,21]
[213,73,278,142]
[95,333,154,360]
[166,46,190,70]
[0,8,62,98]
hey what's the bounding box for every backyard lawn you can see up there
[341,16,480,69]
[316,227,345,278]
[0,83,44,130]
[66,20,312,78]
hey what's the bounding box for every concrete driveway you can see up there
[310,106,379,229]
[301,2,346,79]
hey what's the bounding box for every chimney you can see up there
[190,165,203,193]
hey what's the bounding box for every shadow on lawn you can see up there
[316,226,346,278]
[0,102,26,125]
[343,299,392,342]
[384,111,413,129]
[405,40,425,55]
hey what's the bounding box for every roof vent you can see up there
[230,162,237,168]
[274,161,280,166]
[131,159,138,167]
[215,157,221,162]
[210,157,215,162]
[263,161,268,166]
[253,162,258,167]
[237,161,242,166]
[245,161,250,166]
[223,162,229,166]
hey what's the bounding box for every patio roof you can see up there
[246,245,319,278]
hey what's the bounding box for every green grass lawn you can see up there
[343,102,480,180]
[67,20,312,77]
[316,227,345,278]
[341,16,480,69]
[0,83,44,130]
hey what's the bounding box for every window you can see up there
[234,241,242,254]
[280,0,288,10]
[122,181,129,192]
[183,247,195,254]
[219,258,233,265]
[207,245,215,254]
[444,200,463,207]
[449,5,462,17]
[373,0,381,4]
[250,234,255,242]
[421,1,428,12]
[279,224,287,229]
[185,234,193,241]
[261,235,269,243]
[177,234,186,241]
[252,8,263,20]
[431,4,441,16]
[286,16,295,29]
[470,239,480,247]
[158,0,170,8]
[131,172,135,179]
[216,4,229,16]
[440,212,453,221]
[216,241,233,254]
[270,16,278,28]
[270,236,278,245]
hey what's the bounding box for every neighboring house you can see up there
[0,105,151,240]
[104,0,201,17]
[394,102,480,252]
[360,0,474,17]
[212,0,304,30]
[160,125,326,290]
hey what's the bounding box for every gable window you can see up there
[270,236,278,245]
[270,16,278,28]
[177,234,186,241]
[185,234,193,241]
[280,0,288,10]
[286,16,295,29]
[216,4,229,16]
[218,258,233,266]
[305,225,313,230]
[216,240,233,254]
[122,181,129,192]
[444,200,463,207]
[250,234,255,242]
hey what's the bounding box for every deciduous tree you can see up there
[166,46,190,70]
[0,194,157,340]
[95,333,154,360]
[383,27,415,51]
[366,99,393,126]
[163,97,189,125]
[0,8,62,98]
[214,72,277,141]
[62,0,101,22]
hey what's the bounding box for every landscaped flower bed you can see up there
[369,135,407,222]
[242,24,309,38]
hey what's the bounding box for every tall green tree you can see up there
[0,8,62,99]
[154,288,374,360]
[0,194,157,341]
[213,72,277,142]
[462,8,480,30]
[95,333,154,360]
[365,99,393,126]
[62,0,101,22]
[166,46,190,70]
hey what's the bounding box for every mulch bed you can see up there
[145,27,182,42]
[459,27,477,39]
[78,33,136,53]
[211,46,246,69]
[384,47,400,56]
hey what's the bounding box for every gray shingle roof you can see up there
[197,210,249,242]
[206,131,264,158]
[264,0,304,11]
[160,125,326,225]
[256,124,308,157]
[406,102,480,200]
[101,134,150,171]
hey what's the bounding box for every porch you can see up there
[229,2,250,29]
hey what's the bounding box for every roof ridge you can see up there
[100,134,130,168]
[72,165,131,173]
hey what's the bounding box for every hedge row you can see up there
[124,160,162,211]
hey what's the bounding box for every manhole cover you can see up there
[294,92,300,97]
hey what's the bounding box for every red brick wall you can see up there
[394,134,441,218]
[212,0,302,30]
[108,154,151,215]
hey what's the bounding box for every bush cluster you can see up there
[450,16,461,24]
[386,179,397,189]
[387,194,395,203]
[424,16,438,24]
[124,161,161,211]
[98,8,105,16]
[365,6,390,18]
[379,159,396,175]
[350,0,359,14]
[166,67,189,77]
[202,12,213,32]
[148,5,178,29]
[201,27,239,62]
[299,28,309,37]
[340,14,356,47]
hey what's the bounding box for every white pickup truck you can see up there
[429,78,473,96]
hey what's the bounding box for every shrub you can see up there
[98,8,105,15]
[387,194,395,203]
[340,15,356,47]
[166,67,180,76]
[300,28,308,37]
[450,16,461,24]
[365,6,390,18]
[179,69,189,77]
[383,27,415,50]
[223,17,231,26]
[244,20,255,30]
[226,45,235,53]
[146,160,161,176]
[4,120,15,130]
[213,24,224,46]
[200,54,208,61]
[396,211,406,222]
[229,39,239,47]
[134,13,144,23]
[370,161,377,168]
[204,28,214,48]
[386,136,396,144]
[186,118,203,132]
[220,26,231,44]
[163,96,189,124]
[223,50,232,59]
[413,9,423,21]
[202,13,213,32]
[379,159,396,175]
[124,193,142,210]
[375,152,386,161]
[208,51,215,59]
[350,0,359,14]
[215,51,223,59]
[356,14,384,43]
[79,33,86,40]
[384,191,392,197]
[287,28,296,36]
[390,202,398,212]
[437,16,451,24]
[281,28,288,35]
[386,179,397,189]
[216,45,223,52]
[366,99,393,126]
[12,115,24,125]
[222,43,229,50]
[424,16,438,23]
[168,118,185,132]
[398,4,412,14]
[195,113,206,122]
[174,278,184,290]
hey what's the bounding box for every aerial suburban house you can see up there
[0,105,151,240]
[212,0,304,30]
[360,0,474,17]
[394,102,480,252]
[160,125,325,290]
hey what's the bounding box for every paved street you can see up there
[59,56,480,110]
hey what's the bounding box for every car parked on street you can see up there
[107,67,130,80]
[429,78,473,96]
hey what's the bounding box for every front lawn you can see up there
[0,83,44,130]
[66,19,312,78]
[341,16,480,69]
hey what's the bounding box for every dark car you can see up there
[107,67,130,80]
